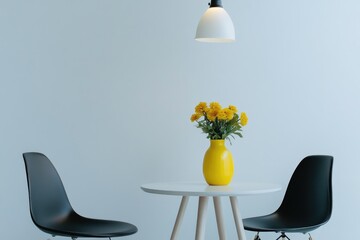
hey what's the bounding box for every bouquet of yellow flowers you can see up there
[191,102,248,142]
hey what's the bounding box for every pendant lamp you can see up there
[195,0,235,43]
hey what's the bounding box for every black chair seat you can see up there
[38,212,138,237]
[243,213,325,233]
[23,152,138,239]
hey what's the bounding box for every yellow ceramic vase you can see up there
[203,139,234,186]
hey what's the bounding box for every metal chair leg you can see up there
[254,232,261,240]
[308,233,313,240]
[276,232,290,240]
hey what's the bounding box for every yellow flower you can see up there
[195,102,208,114]
[218,108,234,121]
[224,108,234,120]
[228,105,238,113]
[240,112,248,126]
[206,109,218,122]
[217,109,227,120]
[191,101,247,141]
[190,113,202,122]
[209,102,222,111]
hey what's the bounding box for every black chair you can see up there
[243,155,333,240]
[23,152,137,240]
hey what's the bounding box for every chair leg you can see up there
[308,233,312,240]
[276,232,290,240]
[254,232,261,240]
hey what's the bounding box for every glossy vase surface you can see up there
[203,140,234,186]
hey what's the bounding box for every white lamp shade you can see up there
[195,7,235,43]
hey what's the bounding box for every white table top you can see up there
[141,181,281,197]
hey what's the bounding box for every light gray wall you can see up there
[1,0,359,239]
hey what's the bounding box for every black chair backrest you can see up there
[277,155,333,225]
[23,152,74,228]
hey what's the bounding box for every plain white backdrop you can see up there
[1,0,359,239]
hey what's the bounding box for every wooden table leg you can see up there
[170,196,189,240]
[230,196,247,240]
[213,197,226,240]
[195,196,209,240]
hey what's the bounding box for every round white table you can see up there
[141,182,281,240]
